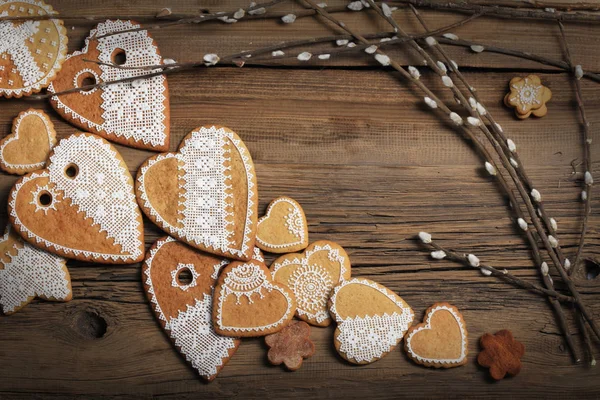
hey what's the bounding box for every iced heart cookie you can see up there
[256,197,308,253]
[0,226,71,314]
[0,108,56,174]
[404,302,468,368]
[213,260,296,337]
[211,247,264,280]
[48,19,170,151]
[143,236,240,381]
[136,125,258,261]
[8,133,145,263]
[270,241,351,327]
[329,278,414,364]
[0,0,68,98]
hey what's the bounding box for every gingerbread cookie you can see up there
[136,126,258,261]
[478,330,525,380]
[143,236,240,381]
[404,302,468,368]
[211,247,264,280]
[329,278,414,364]
[0,0,68,98]
[0,226,71,314]
[265,320,315,371]
[504,75,551,119]
[257,197,308,253]
[213,260,296,337]
[48,20,170,151]
[0,108,56,174]
[271,241,351,327]
[8,133,145,263]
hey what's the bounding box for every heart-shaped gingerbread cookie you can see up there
[48,20,170,151]
[329,278,414,364]
[143,236,240,381]
[404,302,468,368]
[136,125,258,261]
[270,240,351,327]
[213,260,296,337]
[0,0,68,98]
[0,225,71,315]
[0,109,56,174]
[256,197,308,253]
[8,133,145,263]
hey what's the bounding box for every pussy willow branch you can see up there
[423,238,575,303]
[408,3,580,363]
[558,22,594,278]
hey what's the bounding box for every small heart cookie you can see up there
[48,20,170,151]
[136,126,258,261]
[329,278,414,364]
[0,0,68,98]
[143,236,240,381]
[0,226,71,315]
[404,302,468,368]
[8,133,145,263]
[256,197,308,253]
[0,109,56,174]
[213,260,296,337]
[271,241,351,327]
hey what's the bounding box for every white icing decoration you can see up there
[48,20,167,147]
[405,305,467,365]
[329,278,413,363]
[510,77,543,112]
[137,126,255,259]
[72,68,99,95]
[211,247,262,280]
[29,183,60,214]
[144,236,237,379]
[0,228,70,313]
[216,262,294,332]
[256,197,306,249]
[170,263,199,291]
[0,109,56,171]
[9,135,142,262]
[0,0,67,97]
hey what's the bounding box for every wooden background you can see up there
[0,0,599,398]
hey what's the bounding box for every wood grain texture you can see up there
[0,0,599,398]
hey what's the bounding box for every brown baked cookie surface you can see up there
[265,320,315,371]
[48,20,170,151]
[0,0,68,98]
[136,126,258,261]
[256,197,309,253]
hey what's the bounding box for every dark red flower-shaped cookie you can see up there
[265,320,315,371]
[477,330,525,380]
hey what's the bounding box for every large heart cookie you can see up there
[256,197,309,253]
[404,302,468,368]
[136,125,258,261]
[270,240,350,327]
[8,133,145,263]
[0,0,68,98]
[329,278,414,364]
[0,226,71,315]
[48,20,170,151]
[0,108,56,174]
[213,260,296,337]
[143,236,240,381]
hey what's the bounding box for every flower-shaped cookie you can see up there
[265,320,315,371]
[504,75,551,119]
[477,330,525,380]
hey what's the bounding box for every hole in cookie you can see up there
[76,71,97,92]
[112,49,127,65]
[38,191,52,206]
[64,163,79,179]
[177,268,193,285]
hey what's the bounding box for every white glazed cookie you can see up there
[0,226,71,314]
[48,19,170,151]
[8,133,145,263]
[270,240,351,327]
[0,0,68,98]
[136,126,258,261]
[328,278,414,364]
[256,197,309,253]
[143,236,240,381]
